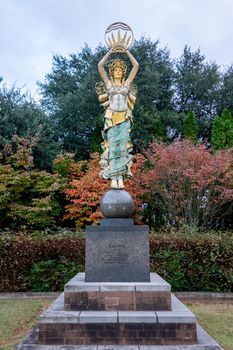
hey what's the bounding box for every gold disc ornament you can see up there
[105,22,134,51]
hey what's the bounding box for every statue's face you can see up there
[113,67,123,80]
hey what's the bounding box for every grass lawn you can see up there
[0,299,51,350]
[0,299,232,350]
[188,303,233,350]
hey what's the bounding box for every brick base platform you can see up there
[38,293,197,345]
[64,273,171,311]
[16,273,223,350]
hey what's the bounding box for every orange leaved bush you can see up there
[64,153,145,227]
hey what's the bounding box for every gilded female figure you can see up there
[97,48,139,189]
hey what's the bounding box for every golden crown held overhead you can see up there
[105,22,134,51]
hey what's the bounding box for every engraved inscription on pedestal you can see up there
[104,242,128,264]
[85,221,150,282]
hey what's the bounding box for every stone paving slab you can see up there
[40,312,80,323]
[118,311,157,323]
[39,292,195,325]
[171,295,191,312]
[64,273,171,292]
[98,347,138,350]
[39,293,194,325]
[171,295,197,314]
[79,311,118,323]
[156,312,196,324]
[45,293,64,312]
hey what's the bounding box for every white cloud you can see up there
[0,0,233,96]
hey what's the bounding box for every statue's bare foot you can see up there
[111,179,118,189]
[118,178,125,189]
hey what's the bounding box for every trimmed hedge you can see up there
[0,233,232,292]
[0,236,85,292]
[150,234,233,292]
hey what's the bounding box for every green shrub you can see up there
[29,257,79,292]
[0,136,67,229]
[152,249,186,291]
[211,108,233,150]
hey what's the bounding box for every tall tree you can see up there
[219,65,233,114]
[175,46,221,139]
[183,111,198,144]
[132,38,174,112]
[131,38,174,146]
[211,108,233,150]
[39,45,105,159]
[0,82,58,170]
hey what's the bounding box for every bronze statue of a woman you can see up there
[97,23,139,190]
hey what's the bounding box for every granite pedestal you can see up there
[85,219,150,282]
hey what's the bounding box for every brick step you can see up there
[38,294,197,345]
[64,273,171,311]
[16,325,223,350]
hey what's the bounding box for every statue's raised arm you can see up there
[98,50,112,88]
[98,46,139,89]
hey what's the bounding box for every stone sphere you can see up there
[100,189,134,218]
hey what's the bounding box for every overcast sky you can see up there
[1,0,233,97]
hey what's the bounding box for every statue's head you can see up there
[108,59,127,83]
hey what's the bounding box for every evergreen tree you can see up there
[183,111,198,144]
[38,45,106,159]
[219,65,233,114]
[0,82,59,170]
[175,46,221,140]
[132,107,166,149]
[211,108,233,150]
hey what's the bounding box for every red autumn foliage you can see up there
[64,153,145,227]
[142,140,233,228]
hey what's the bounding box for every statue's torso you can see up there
[108,85,128,112]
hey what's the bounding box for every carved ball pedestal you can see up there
[100,189,134,218]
